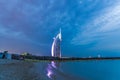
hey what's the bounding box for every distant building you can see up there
[21,52,32,56]
[0,52,3,59]
[0,51,12,59]
[98,54,101,58]
[89,56,92,58]
[51,29,62,58]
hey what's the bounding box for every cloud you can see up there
[1,0,120,55]
[72,2,120,50]
[0,0,70,55]
[0,26,25,38]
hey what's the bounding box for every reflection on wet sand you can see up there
[46,61,85,80]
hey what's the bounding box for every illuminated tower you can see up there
[51,29,62,58]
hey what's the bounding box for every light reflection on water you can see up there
[46,61,60,79]
[46,61,84,80]
[34,60,120,80]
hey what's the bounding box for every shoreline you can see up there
[23,57,120,62]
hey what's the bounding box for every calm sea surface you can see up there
[33,60,120,80]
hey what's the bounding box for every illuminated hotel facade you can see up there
[51,29,62,58]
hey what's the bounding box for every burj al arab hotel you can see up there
[51,29,62,58]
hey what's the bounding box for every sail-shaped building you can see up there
[51,29,62,58]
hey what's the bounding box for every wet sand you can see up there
[0,59,41,80]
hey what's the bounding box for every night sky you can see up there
[0,0,120,57]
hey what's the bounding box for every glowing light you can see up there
[51,29,62,57]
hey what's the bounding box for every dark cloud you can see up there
[0,0,120,56]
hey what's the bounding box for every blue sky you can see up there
[0,0,120,57]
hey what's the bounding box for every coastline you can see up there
[23,57,120,62]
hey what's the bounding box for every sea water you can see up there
[33,60,120,80]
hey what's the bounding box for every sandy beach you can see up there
[0,59,41,80]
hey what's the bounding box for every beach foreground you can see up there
[0,59,41,80]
